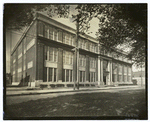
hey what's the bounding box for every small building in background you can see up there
[133,70,145,85]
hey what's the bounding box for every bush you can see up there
[40,84,48,89]
[67,84,74,87]
[132,79,137,85]
[56,84,64,87]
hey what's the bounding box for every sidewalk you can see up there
[6,85,144,96]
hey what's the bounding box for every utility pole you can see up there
[76,15,79,90]
[73,15,80,90]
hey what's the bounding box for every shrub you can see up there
[132,79,137,85]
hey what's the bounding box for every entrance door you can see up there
[103,76,106,85]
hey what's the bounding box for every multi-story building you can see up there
[11,12,133,87]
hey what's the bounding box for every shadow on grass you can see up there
[4,89,147,119]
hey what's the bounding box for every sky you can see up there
[5,5,145,73]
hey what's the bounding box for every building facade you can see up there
[11,13,133,87]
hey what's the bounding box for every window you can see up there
[90,57,96,68]
[112,63,117,74]
[112,74,117,82]
[79,55,86,67]
[18,53,22,59]
[23,39,26,54]
[44,46,48,60]
[124,66,127,74]
[27,38,35,51]
[63,50,73,65]
[45,46,58,62]
[44,24,49,39]
[18,67,22,73]
[49,68,53,82]
[58,30,62,42]
[118,64,122,74]
[49,47,53,61]
[128,67,131,75]
[124,75,127,82]
[118,75,122,82]
[27,61,33,69]
[38,22,44,36]
[44,67,57,82]
[49,26,53,40]
[90,72,95,82]
[79,71,86,82]
[54,48,57,62]
[54,68,57,82]
[70,70,73,82]
[65,33,69,44]
[85,40,88,50]
[128,76,131,82]
[63,69,73,82]
[53,29,58,41]
[66,70,69,82]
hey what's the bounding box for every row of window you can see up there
[44,67,96,82]
[38,21,76,46]
[100,49,131,63]
[112,63,131,75]
[44,47,97,68]
[38,21,99,53]
[112,74,131,82]
[12,60,33,76]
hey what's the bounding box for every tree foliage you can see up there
[74,4,147,66]
[4,4,70,30]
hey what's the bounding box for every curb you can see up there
[6,86,142,97]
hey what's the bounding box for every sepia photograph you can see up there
[4,3,147,120]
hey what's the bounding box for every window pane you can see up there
[58,31,62,42]
[49,68,53,82]
[66,70,69,82]
[38,22,44,36]
[54,30,57,41]
[44,46,48,60]
[63,51,65,64]
[70,70,72,82]
[49,26,53,40]
[93,72,95,82]
[54,48,58,62]
[54,68,57,82]
[83,71,85,82]
[49,47,53,61]
[80,71,82,82]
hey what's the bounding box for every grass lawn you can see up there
[5,89,147,119]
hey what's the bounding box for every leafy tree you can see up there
[4,4,70,30]
[73,4,147,66]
